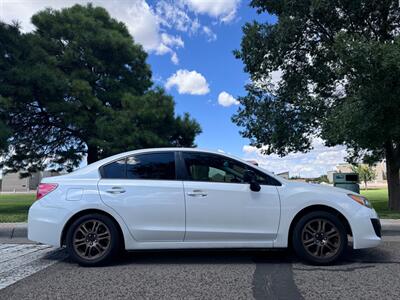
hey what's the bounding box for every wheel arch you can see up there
[60,209,125,249]
[287,205,353,248]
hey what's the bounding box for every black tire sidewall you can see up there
[292,211,348,265]
[66,213,120,266]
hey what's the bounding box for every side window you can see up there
[126,152,175,180]
[101,159,126,179]
[252,168,281,186]
[182,153,247,183]
[182,152,281,186]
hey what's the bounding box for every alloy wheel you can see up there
[72,219,111,260]
[301,218,341,258]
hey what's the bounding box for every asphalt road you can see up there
[1,237,400,300]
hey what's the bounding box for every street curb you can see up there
[1,220,400,239]
[380,219,400,236]
[0,223,28,239]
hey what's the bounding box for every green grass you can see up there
[361,188,400,219]
[0,193,35,223]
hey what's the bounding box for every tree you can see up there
[233,0,400,210]
[0,5,201,175]
[317,175,330,184]
[351,164,377,190]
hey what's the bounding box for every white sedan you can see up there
[28,148,381,266]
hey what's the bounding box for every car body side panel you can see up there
[183,181,280,243]
[97,179,186,242]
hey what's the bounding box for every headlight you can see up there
[348,194,372,208]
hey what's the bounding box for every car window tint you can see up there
[182,152,281,186]
[101,159,126,179]
[182,153,246,183]
[126,152,175,180]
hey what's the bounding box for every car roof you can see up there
[87,148,241,168]
[60,147,282,183]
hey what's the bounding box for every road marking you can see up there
[0,244,67,290]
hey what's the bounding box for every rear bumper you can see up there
[28,201,68,247]
[351,207,382,249]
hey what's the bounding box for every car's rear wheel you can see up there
[292,211,347,265]
[66,213,120,266]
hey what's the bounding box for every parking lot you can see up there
[1,236,400,300]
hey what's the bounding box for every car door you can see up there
[181,152,281,243]
[98,151,185,242]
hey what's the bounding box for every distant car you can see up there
[28,148,381,266]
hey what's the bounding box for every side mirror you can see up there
[243,170,261,192]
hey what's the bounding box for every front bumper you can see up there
[371,218,381,238]
[351,207,382,249]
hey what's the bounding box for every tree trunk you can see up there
[87,145,99,164]
[386,143,400,211]
[364,181,368,191]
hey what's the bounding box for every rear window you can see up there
[126,153,175,180]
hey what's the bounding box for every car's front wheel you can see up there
[292,211,348,265]
[66,213,120,266]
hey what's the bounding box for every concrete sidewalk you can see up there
[1,219,400,240]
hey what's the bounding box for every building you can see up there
[1,172,41,192]
[277,171,289,180]
[327,170,336,183]
[327,161,387,187]
[1,170,61,192]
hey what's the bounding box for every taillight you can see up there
[36,183,58,200]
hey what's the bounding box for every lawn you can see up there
[361,188,400,219]
[0,193,35,223]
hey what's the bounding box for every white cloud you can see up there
[171,52,179,65]
[183,0,241,23]
[220,9,237,23]
[161,33,184,48]
[1,1,240,65]
[218,91,239,107]
[0,0,182,64]
[243,145,258,154]
[165,69,210,95]
[270,69,283,86]
[124,1,161,51]
[155,0,200,33]
[252,69,283,94]
[157,33,184,64]
[202,26,217,41]
[242,139,348,178]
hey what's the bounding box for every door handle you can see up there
[106,187,126,194]
[187,190,207,197]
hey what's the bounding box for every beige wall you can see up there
[1,172,35,192]
[1,170,61,192]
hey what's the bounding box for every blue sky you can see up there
[0,0,348,177]
[146,1,273,156]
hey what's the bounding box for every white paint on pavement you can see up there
[0,244,66,290]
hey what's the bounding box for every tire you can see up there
[292,211,348,265]
[66,213,121,266]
